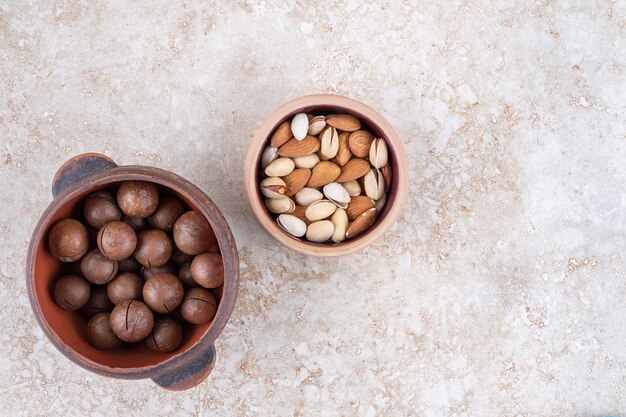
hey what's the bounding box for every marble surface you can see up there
[1,1,625,416]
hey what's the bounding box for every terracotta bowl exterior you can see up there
[244,94,409,257]
[26,154,239,390]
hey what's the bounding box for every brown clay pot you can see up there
[26,153,239,390]
[245,94,409,256]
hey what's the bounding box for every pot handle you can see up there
[52,153,118,197]
[151,344,216,391]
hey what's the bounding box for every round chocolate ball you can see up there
[133,230,173,268]
[141,262,177,280]
[146,318,183,353]
[142,273,184,314]
[180,288,217,324]
[48,219,90,262]
[82,286,114,317]
[191,252,224,289]
[83,191,121,229]
[147,196,185,231]
[173,211,216,255]
[96,221,137,261]
[171,249,193,265]
[53,274,91,310]
[87,312,122,350]
[110,300,154,343]
[117,256,141,273]
[80,249,118,284]
[117,181,159,218]
[106,272,143,305]
[177,262,197,287]
[122,215,148,232]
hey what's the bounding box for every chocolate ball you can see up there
[110,300,154,343]
[83,191,121,229]
[80,249,118,284]
[177,262,197,287]
[142,273,184,314]
[106,272,143,305]
[87,312,122,350]
[171,249,193,265]
[117,256,141,273]
[173,211,216,255]
[96,221,137,260]
[48,219,90,262]
[53,274,91,310]
[133,230,173,268]
[146,318,183,353]
[141,262,177,280]
[122,215,148,232]
[117,181,159,218]
[180,288,217,324]
[148,196,185,231]
[82,286,114,317]
[191,252,224,289]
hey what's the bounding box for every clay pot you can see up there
[26,153,239,390]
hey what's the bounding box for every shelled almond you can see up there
[259,112,390,243]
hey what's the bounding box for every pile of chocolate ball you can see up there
[48,181,223,353]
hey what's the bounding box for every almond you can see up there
[380,164,392,191]
[345,195,375,220]
[290,204,310,224]
[270,121,292,147]
[307,161,341,188]
[335,131,352,166]
[326,114,361,132]
[348,130,374,158]
[336,158,370,182]
[283,169,311,197]
[278,135,320,158]
[345,208,377,239]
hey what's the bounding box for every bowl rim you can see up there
[26,165,239,379]
[244,94,409,257]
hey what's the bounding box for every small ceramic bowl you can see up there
[244,94,408,257]
[26,153,239,390]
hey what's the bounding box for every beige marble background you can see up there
[1,1,625,416]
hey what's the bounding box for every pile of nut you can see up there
[47,181,223,353]
[259,113,391,243]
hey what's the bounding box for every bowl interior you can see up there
[34,181,222,368]
[253,103,402,249]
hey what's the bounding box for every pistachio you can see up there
[305,199,337,221]
[322,182,350,209]
[330,208,348,243]
[261,146,279,169]
[260,177,286,199]
[364,168,385,200]
[307,115,326,136]
[320,126,339,160]
[342,180,361,197]
[291,113,309,141]
[265,196,295,214]
[369,138,388,169]
[265,157,295,177]
[374,192,387,212]
[293,153,320,169]
[277,214,306,237]
[295,187,323,207]
[305,220,334,242]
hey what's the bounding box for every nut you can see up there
[320,126,339,160]
[345,208,377,239]
[265,197,295,214]
[293,153,320,169]
[305,220,334,242]
[295,187,323,206]
[278,136,320,158]
[345,195,375,220]
[364,168,385,200]
[380,164,392,191]
[342,180,361,197]
[290,204,310,224]
[374,192,387,212]
[305,199,337,221]
[260,177,286,199]
[265,157,295,177]
[330,208,348,243]
[322,182,350,209]
[348,130,374,158]
[291,113,309,140]
[369,138,388,168]
[326,114,361,131]
[307,161,341,188]
[277,214,307,237]
[335,132,352,166]
[307,116,326,136]
[336,158,370,182]
[261,146,279,169]
[270,121,292,147]
[283,169,311,197]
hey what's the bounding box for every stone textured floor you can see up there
[1,1,625,416]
